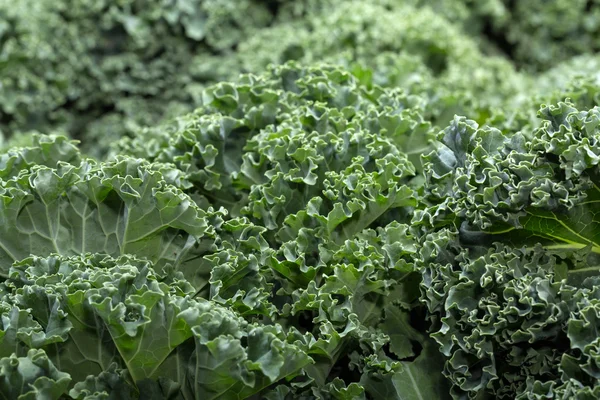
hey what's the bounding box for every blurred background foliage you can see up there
[1,0,599,157]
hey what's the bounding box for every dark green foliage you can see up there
[0,0,275,154]
[3,1,600,399]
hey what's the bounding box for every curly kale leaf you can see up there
[115,63,432,215]
[417,104,600,265]
[0,254,312,399]
[0,348,72,399]
[419,224,600,399]
[0,157,221,289]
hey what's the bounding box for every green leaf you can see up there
[0,349,71,400]
[0,158,217,287]
[184,324,312,400]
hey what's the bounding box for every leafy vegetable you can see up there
[0,64,449,399]
[4,1,600,399]
[415,100,600,398]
